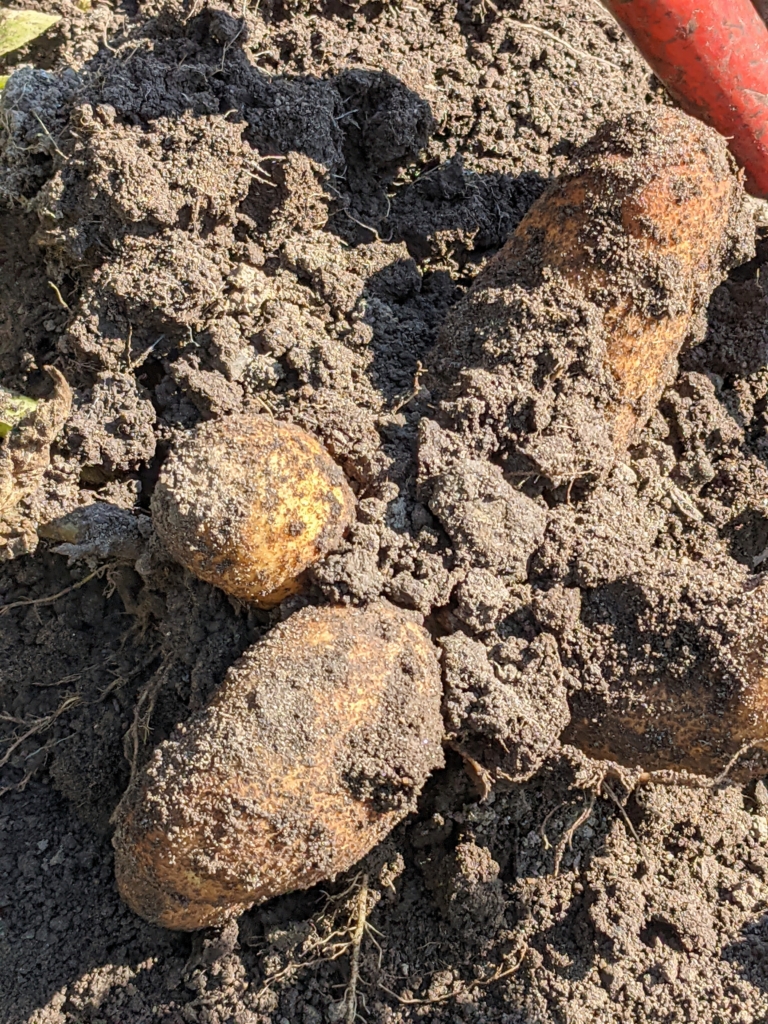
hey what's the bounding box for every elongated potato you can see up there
[428,108,752,486]
[112,599,444,930]
[513,107,747,452]
[563,558,768,779]
[151,413,355,606]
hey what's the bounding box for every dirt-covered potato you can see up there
[516,107,748,453]
[428,108,752,488]
[151,413,355,606]
[112,599,444,930]
[562,558,768,779]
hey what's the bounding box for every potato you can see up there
[428,108,751,486]
[112,599,444,930]
[513,107,747,452]
[151,413,355,606]
[563,558,768,779]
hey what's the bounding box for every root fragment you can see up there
[343,874,369,1024]
[0,564,109,617]
[0,693,81,770]
[252,873,379,1009]
[378,943,528,1005]
[553,792,595,876]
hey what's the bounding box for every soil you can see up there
[3,0,768,1022]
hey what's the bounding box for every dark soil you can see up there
[3,0,768,1022]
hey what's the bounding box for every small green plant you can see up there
[0,7,61,89]
[0,384,37,437]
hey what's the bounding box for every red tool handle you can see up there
[601,0,768,197]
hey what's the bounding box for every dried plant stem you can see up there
[344,873,369,1024]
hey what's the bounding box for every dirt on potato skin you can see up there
[3,0,768,1022]
[113,599,445,931]
[425,107,754,495]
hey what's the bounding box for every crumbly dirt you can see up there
[4,0,768,1021]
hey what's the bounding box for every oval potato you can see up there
[427,108,750,486]
[112,599,445,930]
[151,413,355,607]
[508,107,746,452]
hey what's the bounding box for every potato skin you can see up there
[510,109,748,449]
[112,599,444,930]
[427,108,751,486]
[151,413,355,607]
[505,107,747,451]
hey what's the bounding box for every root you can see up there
[538,799,569,851]
[219,0,247,72]
[0,693,81,770]
[252,873,379,1014]
[96,646,162,705]
[563,740,768,795]
[506,17,622,72]
[31,671,82,689]
[391,362,426,415]
[30,110,68,160]
[122,661,171,787]
[47,281,70,310]
[538,738,766,876]
[0,734,73,797]
[343,874,369,1024]
[601,781,642,846]
[0,564,110,617]
[1,573,161,796]
[340,209,390,243]
[553,792,595,876]
[711,738,768,786]
[379,943,527,1005]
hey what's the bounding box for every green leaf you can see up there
[0,8,60,58]
[0,74,8,89]
[0,386,37,438]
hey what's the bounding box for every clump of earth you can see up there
[3,0,768,1022]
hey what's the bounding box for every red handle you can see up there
[601,0,768,197]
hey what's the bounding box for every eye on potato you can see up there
[151,413,355,607]
[112,598,444,930]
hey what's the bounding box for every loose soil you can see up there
[3,1,768,1022]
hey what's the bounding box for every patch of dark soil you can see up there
[3,0,768,1022]
[0,212,66,382]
